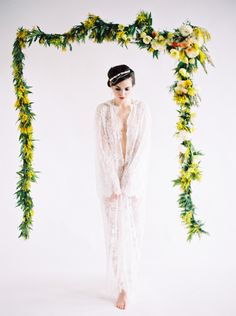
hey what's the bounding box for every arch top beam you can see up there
[12,10,214,240]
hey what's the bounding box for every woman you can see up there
[94,64,152,309]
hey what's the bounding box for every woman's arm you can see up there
[95,105,122,198]
[121,103,152,197]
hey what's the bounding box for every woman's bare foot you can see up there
[116,289,127,309]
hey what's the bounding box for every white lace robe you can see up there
[94,98,152,299]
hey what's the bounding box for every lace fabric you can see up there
[94,98,152,299]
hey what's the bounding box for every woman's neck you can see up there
[113,98,133,109]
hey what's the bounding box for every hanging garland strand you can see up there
[12,28,40,239]
[12,11,214,240]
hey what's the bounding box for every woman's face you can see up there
[110,77,133,103]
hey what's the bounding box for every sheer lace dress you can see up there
[94,98,152,300]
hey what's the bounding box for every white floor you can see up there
[1,260,234,316]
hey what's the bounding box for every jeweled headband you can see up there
[109,69,131,82]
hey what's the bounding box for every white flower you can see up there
[179,24,193,37]
[143,35,152,44]
[150,39,159,50]
[151,39,165,51]
[174,81,188,94]
[179,68,190,78]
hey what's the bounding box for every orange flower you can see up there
[172,41,188,48]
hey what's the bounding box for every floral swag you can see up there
[12,11,214,241]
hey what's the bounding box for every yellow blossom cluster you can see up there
[181,210,193,225]
[84,14,99,29]
[179,162,202,190]
[16,28,30,48]
[22,210,34,222]
[15,85,30,109]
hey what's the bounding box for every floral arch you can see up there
[12,11,214,241]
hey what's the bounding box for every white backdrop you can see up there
[0,0,235,315]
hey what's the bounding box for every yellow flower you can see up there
[27,170,34,179]
[23,144,33,160]
[158,35,165,41]
[188,87,196,96]
[140,31,146,38]
[116,31,128,42]
[187,162,202,180]
[16,28,29,48]
[179,50,189,64]
[20,85,25,92]
[167,32,174,39]
[176,121,184,131]
[136,11,148,24]
[15,99,20,109]
[184,146,190,159]
[193,27,211,43]
[20,112,29,123]
[170,49,180,59]
[84,14,98,29]
[184,56,189,64]
[173,94,190,105]
[199,50,206,64]
[22,94,30,104]
[39,37,45,45]
[143,35,152,44]
[183,79,193,88]
[148,47,155,53]
[179,171,191,191]
[19,124,33,134]
[181,211,193,224]
[23,180,31,191]
[118,24,125,31]
[17,28,29,40]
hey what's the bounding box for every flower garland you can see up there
[12,11,214,240]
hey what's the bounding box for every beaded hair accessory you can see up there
[109,69,131,83]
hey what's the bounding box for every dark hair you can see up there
[107,64,135,87]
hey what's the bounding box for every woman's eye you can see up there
[115,88,120,91]
[125,88,130,91]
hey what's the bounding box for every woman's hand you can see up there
[107,192,121,202]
